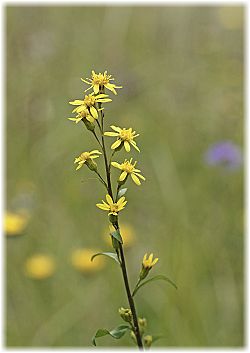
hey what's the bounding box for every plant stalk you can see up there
[97,101,143,349]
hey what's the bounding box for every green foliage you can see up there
[133,275,177,296]
[110,230,123,244]
[91,252,120,264]
[92,325,130,346]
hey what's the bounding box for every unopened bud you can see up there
[83,117,95,131]
[85,159,98,172]
[143,335,153,348]
[119,307,132,323]
[109,214,118,224]
[138,317,147,335]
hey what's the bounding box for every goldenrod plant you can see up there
[68,70,177,349]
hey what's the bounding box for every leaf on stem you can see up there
[92,324,130,346]
[132,275,177,296]
[110,229,123,244]
[118,188,128,198]
[91,252,120,264]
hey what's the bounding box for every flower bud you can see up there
[140,253,159,280]
[109,214,118,224]
[85,159,98,172]
[143,335,152,348]
[83,117,95,131]
[138,317,147,335]
[119,307,133,323]
[130,330,136,343]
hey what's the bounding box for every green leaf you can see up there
[92,324,130,346]
[110,229,123,244]
[118,188,128,198]
[91,252,120,264]
[133,275,177,296]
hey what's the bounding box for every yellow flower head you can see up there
[81,70,122,95]
[69,92,111,121]
[74,150,102,171]
[96,194,127,216]
[24,254,55,280]
[5,211,29,236]
[142,253,159,269]
[111,158,145,186]
[104,126,140,152]
[71,248,105,273]
[104,222,135,248]
[68,106,93,124]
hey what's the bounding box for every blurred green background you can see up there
[6,5,244,347]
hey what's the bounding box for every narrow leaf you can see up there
[92,325,129,346]
[133,275,177,296]
[110,230,123,244]
[118,188,128,198]
[91,252,120,264]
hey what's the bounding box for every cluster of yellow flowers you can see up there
[68,70,146,219]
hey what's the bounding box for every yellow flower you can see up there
[104,126,140,152]
[140,253,159,280]
[81,70,122,95]
[74,150,102,171]
[68,106,93,123]
[5,211,29,236]
[69,93,111,121]
[142,253,159,269]
[96,194,127,216]
[104,223,135,248]
[71,248,105,273]
[111,158,145,186]
[24,254,55,280]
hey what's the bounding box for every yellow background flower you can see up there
[24,254,55,280]
[5,211,29,236]
[104,223,135,248]
[71,248,105,273]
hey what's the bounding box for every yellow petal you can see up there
[124,141,130,152]
[104,132,119,137]
[111,162,121,169]
[134,172,145,180]
[90,150,102,155]
[117,196,125,206]
[130,141,140,152]
[69,99,85,105]
[106,194,113,206]
[96,203,110,211]
[110,125,122,133]
[152,258,159,266]
[119,171,128,181]
[131,173,141,185]
[90,106,98,119]
[111,139,122,150]
[93,84,99,94]
[86,115,95,122]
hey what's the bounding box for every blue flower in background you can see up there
[204,141,243,170]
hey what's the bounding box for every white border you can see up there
[1,0,248,352]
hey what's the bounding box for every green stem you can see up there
[95,171,108,190]
[113,222,143,350]
[96,100,143,350]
